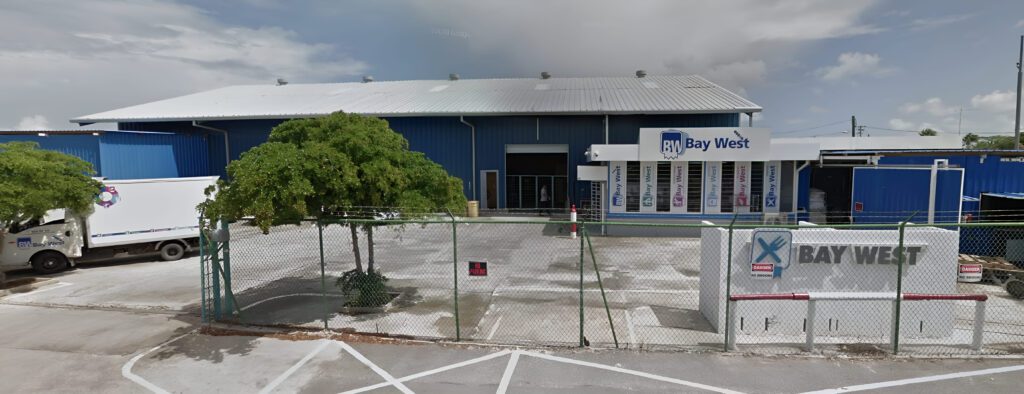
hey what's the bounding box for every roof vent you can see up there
[540,71,551,79]
[635,70,647,78]
[449,73,460,81]
[362,75,374,83]
[276,78,288,86]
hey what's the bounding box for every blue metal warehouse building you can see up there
[5,73,1023,226]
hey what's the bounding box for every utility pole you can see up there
[1015,35,1023,150]
[851,115,857,139]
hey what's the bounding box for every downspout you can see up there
[460,116,477,201]
[192,121,230,170]
[604,114,609,144]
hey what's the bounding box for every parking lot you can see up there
[2,227,1024,393]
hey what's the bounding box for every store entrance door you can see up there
[505,146,568,210]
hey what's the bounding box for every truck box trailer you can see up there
[1,176,217,274]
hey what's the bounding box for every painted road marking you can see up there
[336,341,413,394]
[487,315,503,341]
[341,350,513,394]
[121,329,198,394]
[625,309,637,348]
[258,340,332,394]
[802,364,1024,393]
[521,351,744,394]
[1,282,73,300]
[496,351,521,394]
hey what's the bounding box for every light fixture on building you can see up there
[636,70,647,78]
[449,73,460,81]
[541,71,551,79]
[362,75,374,83]
[276,78,288,86]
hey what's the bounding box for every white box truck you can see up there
[1,176,217,274]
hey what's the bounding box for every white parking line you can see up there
[625,309,637,348]
[487,315,503,340]
[122,329,198,394]
[801,364,1024,394]
[2,282,73,300]
[496,351,521,394]
[259,340,332,394]
[340,350,513,394]
[520,351,744,394]
[335,341,413,394]
[241,292,344,312]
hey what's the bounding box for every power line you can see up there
[861,125,923,133]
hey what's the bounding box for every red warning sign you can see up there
[469,261,488,276]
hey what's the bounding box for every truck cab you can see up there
[1,211,84,274]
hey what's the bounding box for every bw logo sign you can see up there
[660,129,687,160]
[750,229,792,279]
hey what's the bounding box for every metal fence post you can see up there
[199,224,208,323]
[892,220,908,354]
[318,218,328,331]
[722,214,738,352]
[448,210,460,341]
[579,226,585,347]
[584,224,618,348]
[220,219,233,315]
[211,236,222,320]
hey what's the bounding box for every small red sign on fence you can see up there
[854,202,864,212]
[469,261,488,276]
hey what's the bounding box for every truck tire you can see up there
[31,251,69,275]
[160,242,185,261]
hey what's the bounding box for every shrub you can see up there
[336,268,391,308]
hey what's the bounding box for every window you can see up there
[687,162,702,213]
[750,162,764,213]
[626,162,640,212]
[721,162,735,213]
[656,162,671,212]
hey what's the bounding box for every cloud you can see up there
[15,115,50,130]
[408,0,880,92]
[816,52,894,81]
[809,105,829,113]
[899,97,959,117]
[1016,19,1024,28]
[909,14,972,31]
[971,90,1017,113]
[0,0,368,128]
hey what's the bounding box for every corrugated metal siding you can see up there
[384,117,474,197]
[0,134,102,174]
[98,132,210,179]
[878,155,1024,198]
[608,113,740,144]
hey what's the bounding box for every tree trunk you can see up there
[366,225,375,273]
[349,223,363,272]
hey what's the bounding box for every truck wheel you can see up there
[1006,279,1024,299]
[31,251,69,274]
[160,242,185,261]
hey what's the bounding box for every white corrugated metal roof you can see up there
[71,75,761,124]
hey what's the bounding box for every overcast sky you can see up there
[4,0,1024,138]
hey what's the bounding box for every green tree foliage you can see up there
[961,134,1023,149]
[202,112,467,306]
[0,141,101,227]
[962,133,980,148]
[919,128,938,136]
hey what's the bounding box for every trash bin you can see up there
[466,201,479,218]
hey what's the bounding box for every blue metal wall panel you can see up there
[384,117,474,198]
[878,155,1024,198]
[851,167,962,224]
[0,134,102,175]
[98,132,210,179]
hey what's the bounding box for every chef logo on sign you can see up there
[660,129,687,160]
[750,229,792,279]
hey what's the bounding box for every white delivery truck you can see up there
[0,176,217,274]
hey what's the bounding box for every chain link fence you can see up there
[200,215,1024,356]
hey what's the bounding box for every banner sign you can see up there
[734,161,750,213]
[670,161,687,213]
[704,161,721,213]
[639,127,771,161]
[763,161,781,213]
[640,161,656,212]
[750,229,792,279]
[609,161,625,213]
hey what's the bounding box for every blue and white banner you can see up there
[609,161,626,213]
[638,127,771,161]
[640,161,657,213]
[763,160,781,213]
[705,161,722,214]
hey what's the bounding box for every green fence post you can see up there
[584,224,618,348]
[448,210,461,341]
[211,236,222,320]
[722,214,738,352]
[199,224,208,323]
[318,218,328,331]
[220,219,233,315]
[893,220,908,354]
[579,226,586,347]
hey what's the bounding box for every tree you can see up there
[0,142,101,284]
[962,133,980,148]
[919,128,938,136]
[202,112,466,306]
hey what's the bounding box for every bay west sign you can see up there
[638,127,771,161]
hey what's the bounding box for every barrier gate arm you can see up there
[726,293,988,353]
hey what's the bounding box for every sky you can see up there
[3,0,1024,139]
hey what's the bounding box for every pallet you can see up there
[959,254,1024,299]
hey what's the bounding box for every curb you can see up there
[0,277,59,298]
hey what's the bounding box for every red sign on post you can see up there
[854,202,864,212]
[469,261,488,276]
